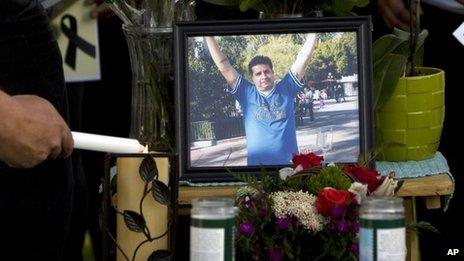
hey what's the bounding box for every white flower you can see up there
[271,190,327,232]
[372,176,398,196]
[349,182,368,203]
[327,162,335,166]
[293,164,304,174]
[279,167,294,180]
[236,186,259,199]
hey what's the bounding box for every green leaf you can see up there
[202,0,240,7]
[307,165,351,194]
[331,0,369,16]
[415,30,429,52]
[373,55,393,108]
[139,155,158,182]
[393,27,410,40]
[373,53,407,109]
[371,30,409,89]
[148,249,174,261]
[372,34,407,67]
[414,45,424,67]
[152,180,171,205]
[414,30,428,67]
[123,210,146,233]
[392,28,428,54]
[238,0,265,12]
[407,221,440,234]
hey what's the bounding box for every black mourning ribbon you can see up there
[60,14,96,70]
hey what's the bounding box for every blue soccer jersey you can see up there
[230,71,304,165]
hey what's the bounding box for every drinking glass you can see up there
[316,126,333,160]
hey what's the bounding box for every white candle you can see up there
[72,131,145,153]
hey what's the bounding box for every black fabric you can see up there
[80,15,133,261]
[63,82,88,261]
[416,4,464,259]
[0,0,83,259]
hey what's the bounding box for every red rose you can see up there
[316,188,355,217]
[342,164,384,192]
[292,152,323,170]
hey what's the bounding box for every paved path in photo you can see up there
[191,96,359,167]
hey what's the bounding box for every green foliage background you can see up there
[203,0,369,16]
[188,32,357,122]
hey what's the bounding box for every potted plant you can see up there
[373,0,445,161]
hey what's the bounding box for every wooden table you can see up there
[178,174,454,261]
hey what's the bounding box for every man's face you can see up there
[250,64,275,91]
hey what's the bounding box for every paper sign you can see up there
[51,1,101,82]
[453,21,464,47]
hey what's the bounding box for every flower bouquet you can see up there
[234,152,397,260]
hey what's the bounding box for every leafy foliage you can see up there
[188,37,242,122]
[203,0,369,16]
[306,32,357,82]
[243,34,301,78]
[407,221,440,235]
[373,29,428,110]
[306,165,352,194]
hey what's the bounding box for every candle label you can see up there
[359,218,406,261]
[190,218,235,261]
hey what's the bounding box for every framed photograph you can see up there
[175,17,373,181]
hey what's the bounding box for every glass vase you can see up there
[123,25,174,150]
[122,0,196,151]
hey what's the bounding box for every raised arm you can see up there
[290,33,318,81]
[204,36,240,88]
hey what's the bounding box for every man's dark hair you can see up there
[248,55,273,74]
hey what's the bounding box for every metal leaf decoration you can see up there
[139,155,158,182]
[148,249,174,261]
[152,180,170,206]
[123,210,146,233]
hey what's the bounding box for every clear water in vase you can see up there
[123,26,174,150]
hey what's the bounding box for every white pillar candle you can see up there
[72,132,145,153]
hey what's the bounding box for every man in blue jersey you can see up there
[205,34,318,165]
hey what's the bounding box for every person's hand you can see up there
[0,95,74,168]
[305,33,318,50]
[86,0,114,19]
[307,33,317,43]
[378,0,410,31]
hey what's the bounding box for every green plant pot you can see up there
[375,67,445,161]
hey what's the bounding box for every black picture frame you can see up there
[175,16,373,182]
